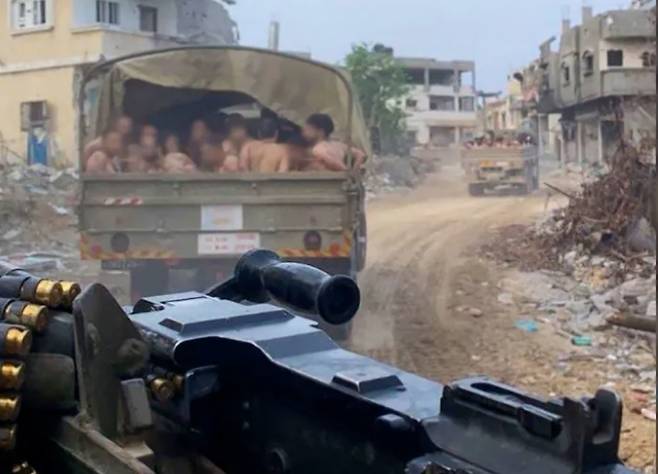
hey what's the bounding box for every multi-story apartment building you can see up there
[0,0,237,166]
[535,6,655,165]
[397,57,477,148]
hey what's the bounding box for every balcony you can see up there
[601,68,657,96]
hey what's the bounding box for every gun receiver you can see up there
[0,252,638,474]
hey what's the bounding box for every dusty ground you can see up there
[351,164,656,471]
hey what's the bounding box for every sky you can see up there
[228,0,629,92]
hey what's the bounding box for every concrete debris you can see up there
[0,162,81,272]
[467,307,483,318]
[497,292,514,305]
[366,154,436,197]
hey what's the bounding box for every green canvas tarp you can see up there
[91,46,371,155]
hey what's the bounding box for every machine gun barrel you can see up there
[223,249,360,325]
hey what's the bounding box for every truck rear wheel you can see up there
[468,183,484,196]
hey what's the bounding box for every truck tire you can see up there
[468,183,484,196]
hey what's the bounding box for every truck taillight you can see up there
[303,231,322,251]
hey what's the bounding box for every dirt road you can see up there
[352,164,553,379]
[351,164,655,470]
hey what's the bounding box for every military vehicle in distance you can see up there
[461,131,540,196]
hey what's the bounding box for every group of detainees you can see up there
[84,112,365,174]
[462,130,535,149]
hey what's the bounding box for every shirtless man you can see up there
[186,119,211,165]
[222,114,250,153]
[83,115,133,166]
[85,130,123,173]
[123,145,149,173]
[301,113,365,171]
[140,135,163,172]
[239,118,280,172]
[163,133,182,154]
[198,137,226,172]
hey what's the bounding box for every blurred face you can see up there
[103,131,123,156]
[164,135,180,154]
[302,124,323,145]
[191,121,209,142]
[124,145,146,172]
[200,143,223,168]
[115,116,133,136]
[228,126,249,145]
[140,136,160,162]
[141,125,158,141]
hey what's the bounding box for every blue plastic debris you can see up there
[515,319,539,333]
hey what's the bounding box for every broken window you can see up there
[20,101,49,131]
[428,69,454,86]
[139,5,158,32]
[459,97,475,112]
[405,99,418,109]
[582,51,594,76]
[641,51,656,67]
[429,96,455,111]
[607,50,623,67]
[561,63,570,84]
[404,69,425,86]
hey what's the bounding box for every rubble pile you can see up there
[366,154,436,196]
[538,145,656,257]
[0,163,80,271]
[485,145,657,440]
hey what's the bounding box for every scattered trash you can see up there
[515,319,539,333]
[571,335,593,347]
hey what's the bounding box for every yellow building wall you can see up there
[0,0,106,166]
[0,67,78,166]
[0,0,104,64]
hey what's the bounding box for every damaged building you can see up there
[397,57,478,148]
[535,5,656,165]
[0,0,238,167]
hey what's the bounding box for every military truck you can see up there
[461,145,540,196]
[77,47,369,337]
